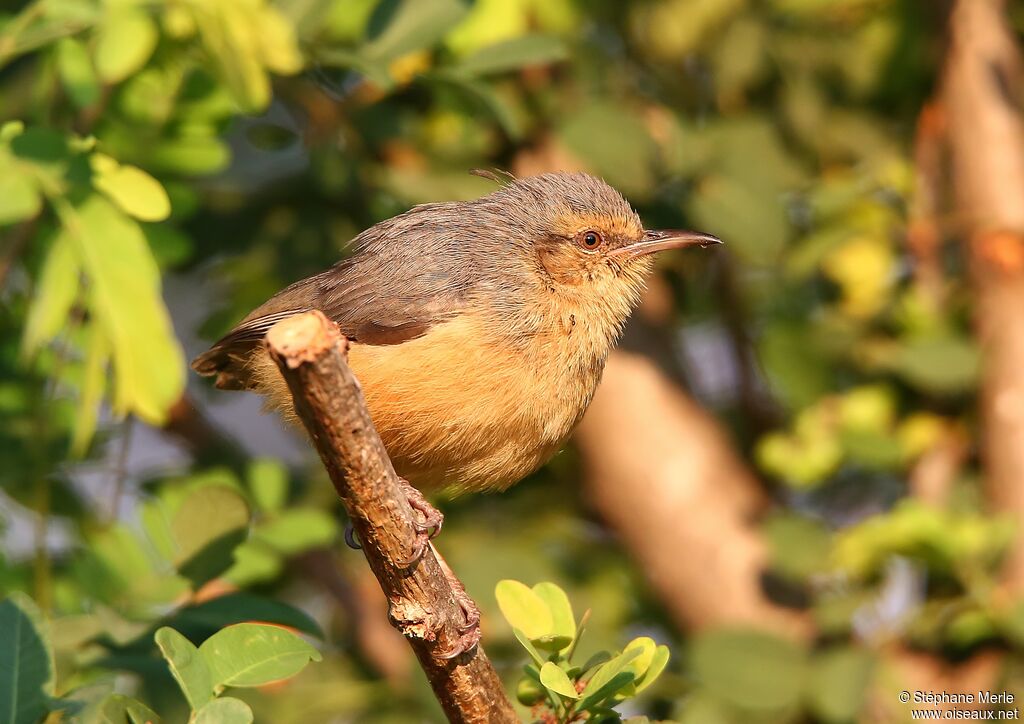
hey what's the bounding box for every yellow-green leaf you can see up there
[154,627,214,710]
[70,324,109,456]
[495,579,552,640]
[54,194,184,424]
[95,9,158,84]
[199,623,322,688]
[22,233,79,355]
[193,697,253,724]
[0,172,41,225]
[92,156,171,221]
[635,645,670,693]
[532,582,575,646]
[540,661,579,699]
[56,37,100,108]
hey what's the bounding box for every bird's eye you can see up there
[577,230,604,251]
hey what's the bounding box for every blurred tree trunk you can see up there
[942,0,1024,591]
[575,350,809,637]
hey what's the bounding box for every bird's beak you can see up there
[611,229,723,260]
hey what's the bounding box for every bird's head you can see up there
[475,172,720,315]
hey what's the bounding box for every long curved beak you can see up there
[610,229,723,259]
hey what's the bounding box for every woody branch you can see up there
[264,310,517,724]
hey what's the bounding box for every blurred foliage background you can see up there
[3,0,1024,721]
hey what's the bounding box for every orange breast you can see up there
[346,309,599,493]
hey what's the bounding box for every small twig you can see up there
[265,311,517,724]
[109,415,134,521]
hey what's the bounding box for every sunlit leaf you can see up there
[200,623,322,689]
[531,582,575,645]
[576,647,641,712]
[154,627,214,711]
[54,194,185,424]
[94,8,158,83]
[56,37,99,108]
[495,579,552,640]
[539,661,579,699]
[635,645,669,693]
[91,155,171,222]
[0,171,41,225]
[70,323,109,456]
[22,233,79,355]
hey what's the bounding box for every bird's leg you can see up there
[396,478,444,567]
[432,546,481,659]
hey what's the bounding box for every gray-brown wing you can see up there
[192,203,480,389]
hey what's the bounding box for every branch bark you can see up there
[941,0,1024,590]
[264,311,517,724]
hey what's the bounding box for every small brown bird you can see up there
[193,171,718,531]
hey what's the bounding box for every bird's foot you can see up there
[396,478,444,568]
[435,570,482,659]
[343,522,361,550]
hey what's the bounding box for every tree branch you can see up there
[264,311,517,724]
[941,0,1024,590]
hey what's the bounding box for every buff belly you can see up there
[253,311,602,494]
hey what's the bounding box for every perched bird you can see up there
[193,171,719,543]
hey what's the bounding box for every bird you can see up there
[192,170,718,584]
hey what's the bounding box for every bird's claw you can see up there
[436,588,482,659]
[396,479,443,567]
[343,522,361,550]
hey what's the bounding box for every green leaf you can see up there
[91,155,171,222]
[94,8,158,83]
[806,647,873,723]
[495,579,552,640]
[172,485,250,588]
[540,661,579,699]
[887,336,980,394]
[532,582,575,647]
[691,628,806,711]
[70,323,110,456]
[560,102,655,197]
[22,233,79,355]
[252,508,338,555]
[54,193,184,425]
[192,697,253,724]
[191,3,271,112]
[457,34,567,76]
[150,136,230,175]
[576,648,641,711]
[170,593,324,640]
[424,71,520,137]
[364,0,470,61]
[0,592,55,724]
[92,694,161,724]
[0,171,41,225]
[635,645,669,693]
[247,458,287,512]
[199,623,322,689]
[154,627,214,710]
[512,627,545,667]
[56,37,99,108]
[622,637,657,679]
